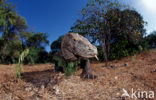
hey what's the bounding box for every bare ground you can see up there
[0,49,156,100]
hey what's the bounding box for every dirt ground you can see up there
[0,49,156,100]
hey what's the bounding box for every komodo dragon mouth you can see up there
[61,33,98,61]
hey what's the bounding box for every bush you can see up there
[146,31,156,48]
[23,47,41,64]
[63,62,78,77]
[109,40,129,60]
[108,40,146,60]
[16,49,29,79]
[53,56,79,77]
[97,47,105,61]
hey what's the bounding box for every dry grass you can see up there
[0,49,156,100]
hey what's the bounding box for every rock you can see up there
[124,63,128,67]
[25,87,32,92]
[53,85,60,95]
[37,85,45,94]
[115,76,118,80]
[107,65,117,69]
[151,69,156,73]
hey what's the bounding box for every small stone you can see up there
[38,85,45,94]
[33,88,38,92]
[151,69,156,73]
[25,87,32,91]
[107,65,117,69]
[124,63,128,67]
[53,85,60,95]
[115,76,118,80]
[116,92,120,95]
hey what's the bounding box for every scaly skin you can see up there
[54,33,98,79]
[80,59,97,79]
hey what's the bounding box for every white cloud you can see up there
[121,0,156,32]
[146,30,152,35]
[142,0,156,12]
[132,0,156,32]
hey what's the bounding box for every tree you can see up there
[0,0,27,63]
[71,0,146,62]
[22,32,49,48]
[0,0,50,64]
[71,0,127,63]
[105,9,146,59]
[106,9,146,44]
[146,31,156,48]
[51,36,63,54]
[21,32,49,64]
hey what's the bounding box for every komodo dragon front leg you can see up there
[80,59,97,79]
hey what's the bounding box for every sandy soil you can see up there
[0,49,156,100]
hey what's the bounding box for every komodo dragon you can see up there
[54,33,99,79]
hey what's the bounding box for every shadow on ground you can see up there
[21,69,64,88]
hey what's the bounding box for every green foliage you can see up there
[105,9,146,45]
[24,47,41,64]
[25,32,49,48]
[71,0,146,61]
[21,32,49,64]
[97,46,105,61]
[0,0,27,37]
[16,49,29,79]
[109,40,129,60]
[38,50,50,63]
[53,56,63,67]
[117,9,145,44]
[0,0,149,64]
[0,38,23,64]
[0,0,50,64]
[23,47,50,64]
[108,40,147,60]
[51,36,63,53]
[141,41,148,50]
[138,45,143,52]
[64,62,78,77]
[53,56,78,77]
[0,31,49,64]
[0,0,28,64]
[131,55,136,62]
[146,31,156,48]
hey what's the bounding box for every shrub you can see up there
[63,62,78,77]
[109,40,129,60]
[16,49,29,79]
[24,47,41,64]
[53,56,79,77]
[97,47,105,61]
[108,40,145,60]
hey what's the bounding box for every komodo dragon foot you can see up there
[80,59,97,79]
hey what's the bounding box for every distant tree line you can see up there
[0,0,156,64]
[51,0,156,62]
[0,0,50,64]
[146,31,156,48]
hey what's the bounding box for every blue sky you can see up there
[8,0,156,51]
[10,0,88,51]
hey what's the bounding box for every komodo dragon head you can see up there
[61,33,98,61]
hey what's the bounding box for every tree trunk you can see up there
[101,38,108,67]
